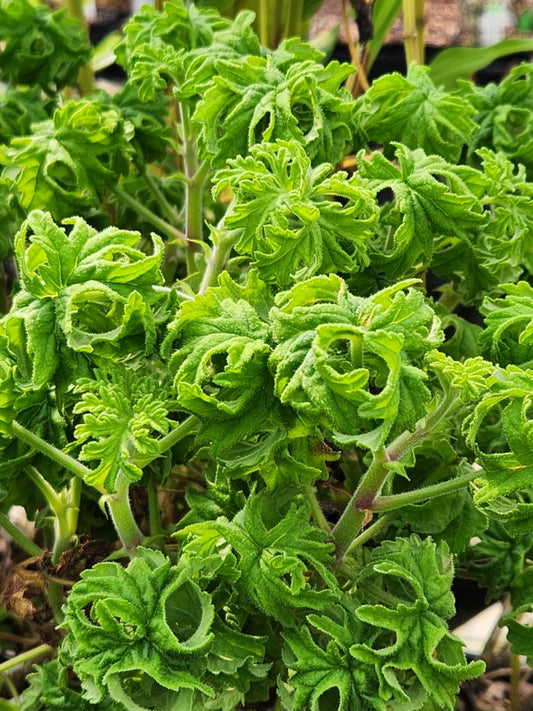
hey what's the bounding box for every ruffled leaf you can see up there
[356,144,486,280]
[61,548,216,708]
[195,42,355,167]
[72,366,173,492]
[0,0,91,92]
[270,275,441,446]
[4,211,166,387]
[0,99,134,219]
[177,489,337,625]
[214,140,376,286]
[354,63,477,162]
[351,535,484,709]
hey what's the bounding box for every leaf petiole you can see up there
[342,513,392,560]
[304,484,331,534]
[141,169,182,229]
[332,390,460,558]
[12,421,99,490]
[0,644,53,675]
[0,511,43,558]
[373,468,479,512]
[101,470,144,554]
[199,227,239,294]
[112,184,188,248]
[133,415,199,467]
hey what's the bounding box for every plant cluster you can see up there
[1,1,533,709]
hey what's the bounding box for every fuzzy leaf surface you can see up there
[0,0,91,92]
[270,275,441,446]
[351,535,484,709]
[281,600,384,711]
[0,99,133,219]
[61,548,216,707]
[195,42,354,167]
[4,211,165,387]
[177,489,337,626]
[353,64,477,162]
[356,144,486,279]
[72,366,172,492]
[214,140,376,286]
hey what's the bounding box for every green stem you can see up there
[258,0,269,45]
[178,103,208,272]
[104,470,143,553]
[24,466,63,514]
[134,416,199,467]
[0,511,43,558]
[64,0,94,94]
[0,644,53,675]
[304,484,331,534]
[402,0,425,65]
[437,283,462,313]
[12,421,96,490]
[184,161,209,277]
[332,391,458,559]
[141,170,181,229]
[112,185,187,248]
[199,228,239,294]
[343,513,392,559]
[283,0,304,40]
[52,508,75,566]
[373,468,479,512]
[67,475,82,536]
[24,467,80,564]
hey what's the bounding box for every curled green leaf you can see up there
[195,42,354,167]
[61,548,216,708]
[0,0,91,92]
[351,535,484,709]
[72,365,173,493]
[5,211,166,387]
[270,275,441,446]
[214,140,376,286]
[177,489,337,625]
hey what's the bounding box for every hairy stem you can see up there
[141,170,182,229]
[304,484,331,534]
[104,470,144,553]
[24,465,63,514]
[332,391,458,558]
[12,421,97,489]
[0,511,43,558]
[112,185,187,248]
[24,467,80,564]
[134,415,199,468]
[178,103,208,278]
[199,228,239,294]
[373,468,478,512]
[343,512,392,558]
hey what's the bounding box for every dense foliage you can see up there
[1,1,533,709]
